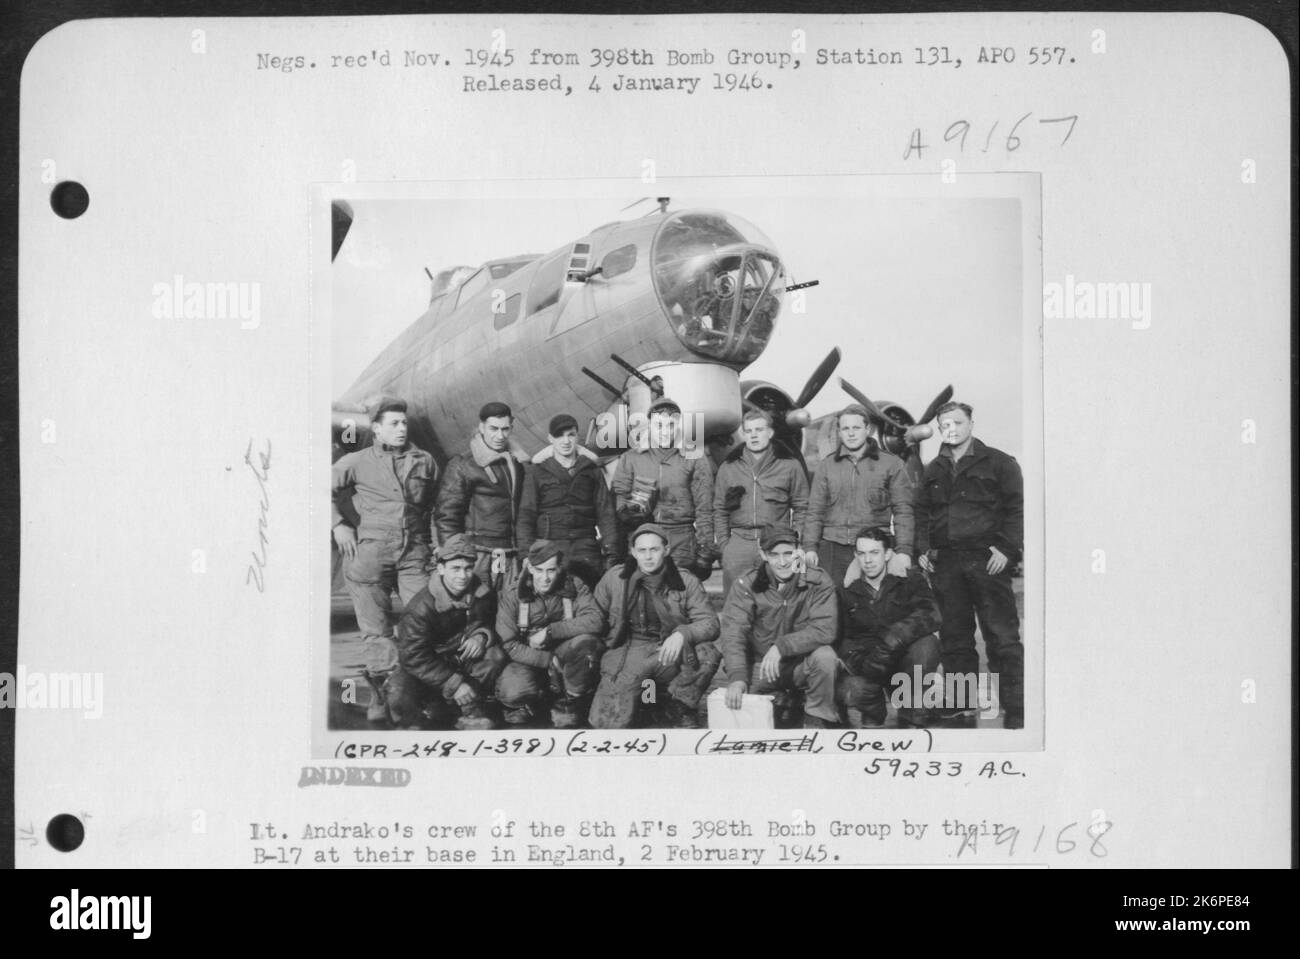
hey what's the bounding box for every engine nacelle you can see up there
[870,401,916,457]
[733,380,805,464]
[631,361,742,441]
[586,361,741,460]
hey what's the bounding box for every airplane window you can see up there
[489,258,535,280]
[493,293,522,331]
[732,254,782,358]
[526,252,567,315]
[600,244,637,279]
[455,268,489,309]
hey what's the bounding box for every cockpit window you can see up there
[600,244,637,279]
[526,252,567,316]
[493,293,522,330]
[455,268,489,309]
[489,258,535,280]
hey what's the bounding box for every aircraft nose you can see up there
[658,244,783,365]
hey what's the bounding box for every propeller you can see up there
[733,349,841,461]
[838,377,910,432]
[793,347,842,411]
[330,200,354,262]
[838,377,956,455]
[916,385,955,431]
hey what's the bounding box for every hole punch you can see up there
[46,813,85,852]
[50,181,89,219]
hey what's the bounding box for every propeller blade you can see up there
[839,377,910,431]
[917,385,955,426]
[330,200,354,262]
[794,347,842,410]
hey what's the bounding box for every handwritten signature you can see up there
[245,438,271,591]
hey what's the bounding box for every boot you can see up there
[362,670,392,727]
[417,700,452,730]
[772,690,803,729]
[550,697,584,730]
[502,703,534,727]
[846,706,885,729]
[936,708,977,729]
[665,698,701,729]
[897,710,933,730]
[455,703,497,731]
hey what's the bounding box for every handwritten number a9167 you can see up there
[944,121,969,151]
[917,114,1079,159]
[1005,112,1031,151]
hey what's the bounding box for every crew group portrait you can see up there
[331,392,1024,732]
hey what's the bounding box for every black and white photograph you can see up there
[323,182,1041,740]
[10,10,1290,877]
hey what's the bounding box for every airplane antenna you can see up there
[619,196,672,216]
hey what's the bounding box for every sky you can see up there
[332,190,1030,460]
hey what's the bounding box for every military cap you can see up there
[435,534,477,563]
[759,524,800,551]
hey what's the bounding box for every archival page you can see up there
[15,12,1290,869]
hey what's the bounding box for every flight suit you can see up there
[516,450,617,589]
[915,438,1024,726]
[494,569,604,727]
[837,570,942,727]
[713,441,809,595]
[331,442,437,680]
[611,446,715,572]
[588,557,721,728]
[386,573,506,728]
[804,443,914,588]
[713,563,840,725]
[436,433,526,591]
